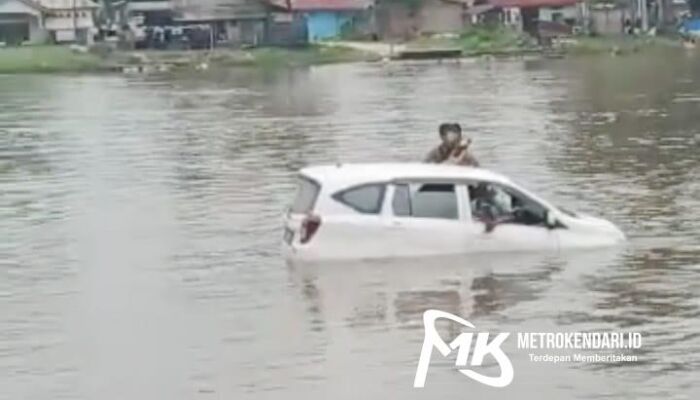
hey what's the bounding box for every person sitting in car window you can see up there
[469,184,510,231]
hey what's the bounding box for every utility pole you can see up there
[639,0,649,31]
[73,0,78,42]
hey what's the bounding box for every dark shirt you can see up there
[425,143,480,167]
[424,143,452,163]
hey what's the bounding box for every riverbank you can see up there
[401,28,684,58]
[0,46,103,74]
[0,34,687,74]
[405,26,533,56]
[0,45,379,74]
[560,35,682,55]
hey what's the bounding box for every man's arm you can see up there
[445,150,480,167]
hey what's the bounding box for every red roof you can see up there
[489,0,578,7]
[268,0,371,11]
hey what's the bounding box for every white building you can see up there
[41,0,99,43]
[0,0,98,45]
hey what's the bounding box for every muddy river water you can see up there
[1,48,699,399]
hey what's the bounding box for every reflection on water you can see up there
[1,50,699,399]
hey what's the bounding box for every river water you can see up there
[1,49,699,399]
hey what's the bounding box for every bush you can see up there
[458,26,524,52]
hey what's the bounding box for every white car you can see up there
[282,163,626,261]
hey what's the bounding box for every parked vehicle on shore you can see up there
[283,163,626,261]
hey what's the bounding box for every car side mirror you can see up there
[484,220,497,233]
[545,211,557,229]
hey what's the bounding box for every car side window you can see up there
[333,183,386,214]
[392,183,459,220]
[468,182,548,226]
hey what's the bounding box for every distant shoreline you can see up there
[0,36,685,75]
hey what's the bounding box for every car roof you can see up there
[300,163,514,188]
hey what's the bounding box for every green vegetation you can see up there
[0,46,104,73]
[563,36,681,56]
[213,45,380,68]
[0,34,684,74]
[458,26,531,54]
[405,26,685,58]
[0,44,377,74]
[407,26,535,56]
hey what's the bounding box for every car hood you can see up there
[562,212,626,241]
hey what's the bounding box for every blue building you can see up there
[286,0,370,42]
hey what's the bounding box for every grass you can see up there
[406,26,534,56]
[563,35,681,55]
[0,44,376,74]
[404,27,684,58]
[0,45,104,73]
[209,45,379,68]
[457,26,529,54]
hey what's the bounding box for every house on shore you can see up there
[172,0,269,46]
[42,0,99,43]
[293,0,372,41]
[375,0,472,40]
[588,2,630,35]
[489,0,580,39]
[0,0,98,45]
[0,0,46,44]
[123,0,175,27]
[266,0,372,42]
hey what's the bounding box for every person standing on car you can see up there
[424,123,480,167]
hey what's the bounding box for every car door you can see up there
[467,181,560,254]
[383,182,473,257]
[317,182,391,259]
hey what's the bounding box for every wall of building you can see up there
[375,2,414,39]
[590,8,625,35]
[304,11,353,41]
[539,5,578,23]
[267,12,308,46]
[0,15,46,44]
[44,11,95,31]
[29,16,47,43]
[0,0,46,44]
[376,0,467,40]
[417,0,465,35]
[44,9,95,43]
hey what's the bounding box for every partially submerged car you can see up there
[283,163,625,261]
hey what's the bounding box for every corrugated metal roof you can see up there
[6,0,48,12]
[173,0,268,20]
[269,0,371,11]
[127,0,174,12]
[466,3,495,14]
[39,0,99,9]
[489,0,578,7]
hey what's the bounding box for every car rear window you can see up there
[290,176,320,214]
[332,183,385,214]
[393,183,458,220]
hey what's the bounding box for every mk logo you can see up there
[414,310,514,388]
